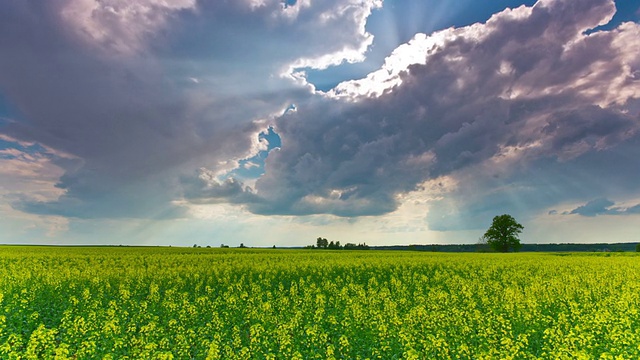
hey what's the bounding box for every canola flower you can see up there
[0,246,639,359]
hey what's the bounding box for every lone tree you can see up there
[483,214,524,252]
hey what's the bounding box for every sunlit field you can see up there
[1,247,639,359]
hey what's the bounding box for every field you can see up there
[1,247,639,359]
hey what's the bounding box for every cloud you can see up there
[185,0,640,231]
[425,131,640,230]
[0,0,380,219]
[0,145,69,203]
[181,168,259,205]
[0,140,72,238]
[568,198,615,216]
[561,198,640,217]
[60,0,197,55]
[3,0,640,236]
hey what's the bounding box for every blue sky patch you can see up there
[226,126,281,180]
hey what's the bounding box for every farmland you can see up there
[1,246,639,359]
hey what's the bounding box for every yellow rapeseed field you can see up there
[0,246,639,359]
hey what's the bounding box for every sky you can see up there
[1,0,639,247]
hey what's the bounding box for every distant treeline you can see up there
[306,238,371,250]
[374,243,639,252]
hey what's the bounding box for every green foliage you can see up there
[343,243,369,250]
[484,214,524,252]
[315,238,346,249]
[1,247,639,358]
[636,243,640,252]
[316,237,328,249]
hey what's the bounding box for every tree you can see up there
[343,242,370,250]
[316,237,328,249]
[636,243,640,252]
[483,214,524,252]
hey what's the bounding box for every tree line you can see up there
[306,237,370,250]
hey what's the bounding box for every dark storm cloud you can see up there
[568,198,615,216]
[427,132,640,230]
[189,0,640,229]
[3,0,639,231]
[0,0,380,218]
[562,198,640,217]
